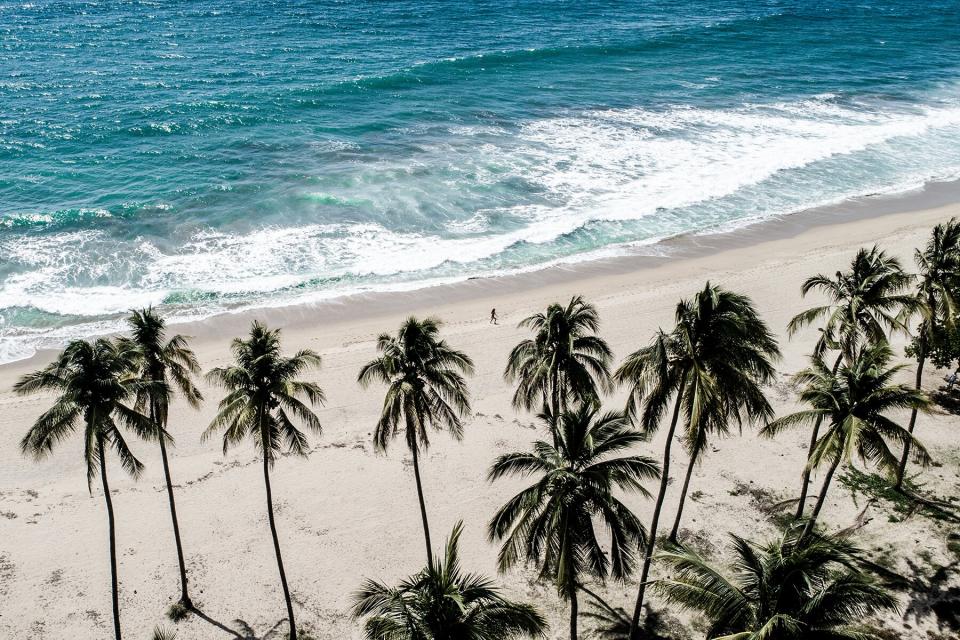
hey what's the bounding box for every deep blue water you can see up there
[2,0,960,360]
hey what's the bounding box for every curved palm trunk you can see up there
[262,454,297,640]
[794,414,824,519]
[801,454,841,542]
[154,403,191,607]
[629,371,687,640]
[97,435,122,640]
[796,353,844,518]
[895,339,925,491]
[410,443,433,566]
[668,426,702,543]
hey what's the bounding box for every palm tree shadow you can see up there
[931,386,960,415]
[190,606,288,639]
[899,558,960,634]
[580,586,677,640]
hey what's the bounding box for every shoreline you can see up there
[6,175,960,373]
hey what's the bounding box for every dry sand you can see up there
[1,200,959,639]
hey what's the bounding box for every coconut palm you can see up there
[787,246,915,357]
[655,524,898,639]
[15,338,156,640]
[505,296,612,424]
[896,219,960,490]
[664,284,779,542]
[358,316,474,565]
[488,405,659,640]
[786,247,916,516]
[614,282,779,639]
[762,343,930,540]
[118,307,202,609]
[204,322,325,640]
[352,521,547,640]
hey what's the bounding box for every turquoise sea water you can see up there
[2,0,960,361]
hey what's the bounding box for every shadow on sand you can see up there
[190,606,288,639]
[900,558,960,635]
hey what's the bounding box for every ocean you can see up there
[2,0,960,362]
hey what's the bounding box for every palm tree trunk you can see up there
[97,435,122,640]
[668,426,702,543]
[801,454,841,541]
[629,370,687,640]
[262,453,297,640]
[154,403,191,607]
[410,443,433,566]
[796,353,843,518]
[895,339,925,491]
[569,586,578,640]
[550,370,563,448]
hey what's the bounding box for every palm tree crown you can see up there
[120,306,203,427]
[358,316,474,453]
[205,321,324,461]
[909,218,960,331]
[488,405,658,640]
[787,246,915,357]
[655,525,898,639]
[352,522,547,640]
[17,338,155,487]
[505,296,612,418]
[617,283,779,435]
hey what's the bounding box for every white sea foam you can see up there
[3,93,960,363]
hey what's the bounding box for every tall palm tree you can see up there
[505,296,612,424]
[787,247,916,516]
[896,219,960,490]
[16,338,156,640]
[614,283,779,639]
[352,522,547,640]
[358,316,474,565]
[204,322,325,640]
[118,307,203,609]
[664,284,778,542]
[762,343,929,540]
[655,524,898,639]
[488,405,658,640]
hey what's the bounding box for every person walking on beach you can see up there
[490,308,498,325]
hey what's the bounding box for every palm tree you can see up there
[118,307,202,609]
[655,524,898,639]
[505,296,612,424]
[488,405,659,640]
[664,284,778,542]
[358,316,474,565]
[204,322,325,640]
[614,282,779,639]
[787,246,915,357]
[16,338,156,640]
[787,247,916,516]
[896,219,960,490]
[762,343,930,540]
[352,521,547,640]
